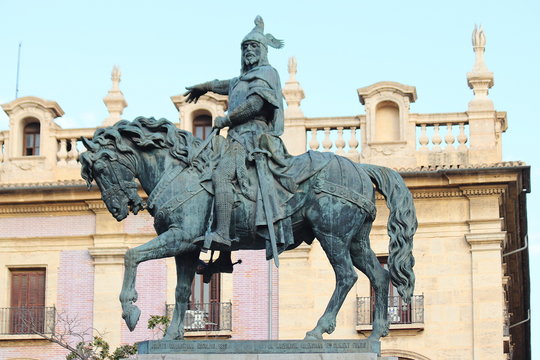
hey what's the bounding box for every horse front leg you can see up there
[163,252,199,340]
[120,227,197,331]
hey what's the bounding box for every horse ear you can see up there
[81,137,99,152]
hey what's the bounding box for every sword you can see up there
[253,152,280,267]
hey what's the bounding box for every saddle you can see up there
[202,147,334,258]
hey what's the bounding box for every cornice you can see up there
[375,186,505,201]
[461,187,505,196]
[397,160,526,173]
[86,200,107,210]
[88,246,128,265]
[0,179,87,190]
[0,202,92,215]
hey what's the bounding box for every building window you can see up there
[23,121,41,156]
[185,273,221,330]
[372,257,413,324]
[193,114,212,140]
[9,268,46,334]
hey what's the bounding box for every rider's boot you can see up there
[204,186,238,251]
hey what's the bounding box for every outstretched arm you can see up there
[214,94,265,128]
[184,79,230,103]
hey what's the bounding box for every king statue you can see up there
[185,16,295,264]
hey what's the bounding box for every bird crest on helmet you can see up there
[242,15,284,49]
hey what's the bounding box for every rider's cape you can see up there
[228,65,334,257]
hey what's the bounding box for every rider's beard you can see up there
[243,52,259,67]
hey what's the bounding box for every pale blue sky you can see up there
[0,0,538,356]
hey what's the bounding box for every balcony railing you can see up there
[357,295,424,326]
[0,306,56,335]
[166,302,232,332]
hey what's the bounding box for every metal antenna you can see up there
[15,42,22,99]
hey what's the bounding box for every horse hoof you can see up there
[304,331,323,340]
[122,304,141,331]
[163,331,183,340]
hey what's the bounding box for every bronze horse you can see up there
[80,116,416,340]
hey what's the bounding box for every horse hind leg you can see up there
[350,220,390,340]
[304,232,358,340]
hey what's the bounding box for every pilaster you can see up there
[88,246,128,349]
[464,186,506,359]
[87,200,128,349]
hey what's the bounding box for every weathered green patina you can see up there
[80,16,417,342]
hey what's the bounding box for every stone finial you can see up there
[288,57,297,82]
[471,25,489,73]
[282,56,305,118]
[111,65,121,90]
[467,25,494,110]
[102,65,128,126]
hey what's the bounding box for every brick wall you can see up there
[231,250,279,340]
[0,214,95,238]
[57,250,95,339]
[121,259,167,343]
[124,211,154,234]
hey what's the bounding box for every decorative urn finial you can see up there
[102,65,128,126]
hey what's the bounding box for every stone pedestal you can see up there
[134,340,392,360]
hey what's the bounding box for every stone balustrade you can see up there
[305,116,362,162]
[55,128,94,166]
[413,112,470,152]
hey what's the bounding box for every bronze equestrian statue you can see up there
[80,16,417,341]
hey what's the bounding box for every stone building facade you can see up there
[0,27,530,359]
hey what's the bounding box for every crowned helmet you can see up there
[242,15,284,49]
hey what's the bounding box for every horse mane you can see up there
[81,116,209,186]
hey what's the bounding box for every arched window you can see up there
[23,121,40,156]
[375,101,400,142]
[193,114,212,140]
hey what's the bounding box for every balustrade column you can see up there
[432,124,442,151]
[348,127,359,154]
[418,124,429,151]
[322,128,332,152]
[445,123,455,152]
[335,127,345,155]
[309,128,319,151]
[67,138,79,164]
[57,139,68,165]
[458,123,468,151]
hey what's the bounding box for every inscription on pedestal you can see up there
[137,340,380,355]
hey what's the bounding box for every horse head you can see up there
[80,137,144,221]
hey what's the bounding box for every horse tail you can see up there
[360,164,417,303]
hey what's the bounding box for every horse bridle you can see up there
[98,157,142,209]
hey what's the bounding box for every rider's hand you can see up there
[214,116,231,129]
[183,84,208,104]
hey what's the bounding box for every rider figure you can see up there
[184,16,290,251]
